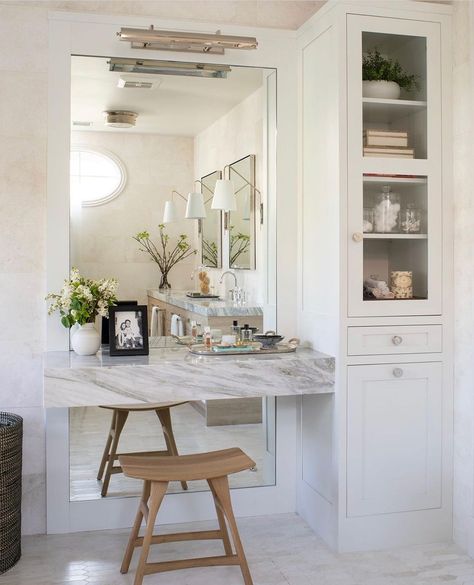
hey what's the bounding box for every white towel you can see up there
[170,313,184,337]
[150,306,164,337]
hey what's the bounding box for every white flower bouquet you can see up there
[46,268,118,328]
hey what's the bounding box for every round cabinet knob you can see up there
[393,367,403,378]
[392,335,403,345]
[352,232,363,243]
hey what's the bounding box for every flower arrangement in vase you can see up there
[46,268,118,355]
[133,225,197,290]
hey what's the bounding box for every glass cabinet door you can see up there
[347,15,442,317]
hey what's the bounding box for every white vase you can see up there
[71,323,101,356]
[363,80,401,100]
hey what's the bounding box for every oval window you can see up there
[70,147,126,207]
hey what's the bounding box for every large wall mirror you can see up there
[229,154,256,270]
[200,170,222,268]
[68,55,277,503]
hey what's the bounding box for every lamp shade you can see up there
[211,179,237,211]
[185,192,206,219]
[163,200,178,223]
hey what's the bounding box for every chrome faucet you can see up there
[219,271,238,288]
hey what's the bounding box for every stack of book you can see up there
[363,129,414,158]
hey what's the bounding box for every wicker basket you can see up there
[0,413,22,574]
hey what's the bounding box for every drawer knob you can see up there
[352,232,363,243]
[393,367,403,378]
[392,335,403,345]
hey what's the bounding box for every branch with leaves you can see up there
[202,239,219,268]
[229,229,250,267]
[133,225,197,283]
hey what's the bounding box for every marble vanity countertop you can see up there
[44,337,335,408]
[147,289,264,317]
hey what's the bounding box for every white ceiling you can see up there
[71,56,265,136]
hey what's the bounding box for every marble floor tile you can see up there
[3,514,474,585]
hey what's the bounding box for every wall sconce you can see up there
[211,166,262,225]
[162,181,214,224]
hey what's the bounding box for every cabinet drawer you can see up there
[348,325,442,356]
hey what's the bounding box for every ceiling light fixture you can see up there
[109,58,231,79]
[103,110,138,128]
[117,26,258,54]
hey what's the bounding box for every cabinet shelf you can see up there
[363,98,427,124]
[363,175,427,186]
[363,233,427,240]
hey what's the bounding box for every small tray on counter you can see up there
[188,342,298,356]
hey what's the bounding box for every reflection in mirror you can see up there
[68,55,276,501]
[229,155,256,270]
[200,170,222,268]
[70,398,275,500]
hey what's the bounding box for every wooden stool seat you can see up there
[119,448,255,585]
[97,402,187,496]
[119,448,254,482]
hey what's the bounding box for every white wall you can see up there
[452,0,474,553]
[194,87,264,304]
[71,131,195,302]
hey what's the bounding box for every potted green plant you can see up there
[46,268,118,355]
[362,48,419,99]
[133,225,197,290]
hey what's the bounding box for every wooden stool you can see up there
[97,402,188,497]
[120,448,255,585]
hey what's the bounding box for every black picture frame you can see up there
[101,300,138,344]
[109,305,149,356]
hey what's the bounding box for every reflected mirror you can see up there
[68,55,276,501]
[200,170,222,268]
[229,155,256,270]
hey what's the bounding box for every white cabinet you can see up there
[347,362,442,517]
[297,0,451,552]
[346,15,443,317]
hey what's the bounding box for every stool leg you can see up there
[101,409,128,497]
[97,410,116,481]
[208,480,233,555]
[155,408,188,491]
[134,481,168,585]
[210,476,253,585]
[121,480,151,574]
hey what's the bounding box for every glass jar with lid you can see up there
[400,203,422,234]
[373,186,400,233]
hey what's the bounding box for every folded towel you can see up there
[170,313,184,337]
[150,306,164,337]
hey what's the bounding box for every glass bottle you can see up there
[230,320,240,336]
[373,186,400,233]
[203,326,212,349]
[363,208,374,233]
[400,203,422,234]
[240,324,253,343]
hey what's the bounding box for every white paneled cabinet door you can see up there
[347,15,443,317]
[347,362,442,517]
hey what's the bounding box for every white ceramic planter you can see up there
[71,323,101,356]
[363,80,401,100]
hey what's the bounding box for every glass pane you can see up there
[200,170,222,268]
[70,149,124,205]
[363,175,428,301]
[362,32,427,160]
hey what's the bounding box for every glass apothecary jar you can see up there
[373,186,400,233]
[400,203,422,233]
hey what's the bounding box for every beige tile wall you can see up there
[452,0,474,552]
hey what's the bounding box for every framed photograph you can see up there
[109,305,149,356]
[101,300,138,344]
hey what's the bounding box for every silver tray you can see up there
[188,343,298,356]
